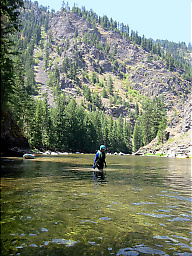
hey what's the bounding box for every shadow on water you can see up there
[1,156,93,180]
[0,158,165,189]
[1,155,191,191]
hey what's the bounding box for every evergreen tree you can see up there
[84,85,92,102]
[135,103,139,117]
[111,121,117,152]
[31,99,43,149]
[107,115,114,152]
[101,113,108,147]
[123,119,132,153]
[83,113,96,152]
[91,111,102,147]
[140,99,153,145]
[133,122,141,152]
[52,93,68,151]
[1,0,24,107]
[75,105,86,151]
[157,118,167,144]
[10,58,29,126]
[41,95,52,150]
[102,87,108,98]
[54,65,60,87]
[65,98,79,151]
[116,115,124,151]
[44,43,49,70]
[108,75,114,95]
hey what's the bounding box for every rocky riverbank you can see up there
[134,129,191,158]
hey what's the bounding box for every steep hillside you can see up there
[34,10,190,124]
[11,1,191,154]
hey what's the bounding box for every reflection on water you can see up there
[1,155,192,255]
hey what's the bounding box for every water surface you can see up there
[1,155,191,255]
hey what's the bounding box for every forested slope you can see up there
[1,0,191,155]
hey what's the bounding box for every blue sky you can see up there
[34,0,191,44]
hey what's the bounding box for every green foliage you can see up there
[1,0,24,106]
[157,119,167,144]
[91,72,99,84]
[107,75,114,95]
[133,122,141,152]
[61,56,78,81]
[157,40,191,81]
[146,53,151,62]
[102,87,108,98]
[2,0,187,155]
[44,43,49,70]
[19,90,132,153]
[135,97,167,147]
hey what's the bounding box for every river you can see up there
[1,155,191,255]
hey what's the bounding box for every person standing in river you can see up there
[93,145,107,178]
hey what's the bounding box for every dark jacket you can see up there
[93,150,106,169]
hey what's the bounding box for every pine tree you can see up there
[44,43,49,70]
[157,118,167,144]
[75,105,86,151]
[123,119,132,153]
[31,99,43,149]
[108,75,114,95]
[107,115,113,152]
[133,123,141,152]
[1,0,24,107]
[52,93,68,151]
[65,98,79,151]
[41,95,52,150]
[83,113,96,152]
[101,113,108,147]
[169,57,174,71]
[135,103,139,117]
[116,115,124,151]
[140,99,153,145]
[111,121,117,152]
[102,87,108,98]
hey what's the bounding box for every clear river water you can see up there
[1,154,192,256]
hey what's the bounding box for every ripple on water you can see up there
[175,253,192,256]
[153,236,192,250]
[153,235,179,243]
[99,217,111,220]
[167,217,191,222]
[116,244,168,255]
[41,228,48,232]
[81,220,97,224]
[29,244,38,247]
[132,202,156,206]
[51,239,79,247]
[16,244,25,249]
[172,235,191,242]
[139,212,172,218]
[157,193,192,202]
[88,241,96,245]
